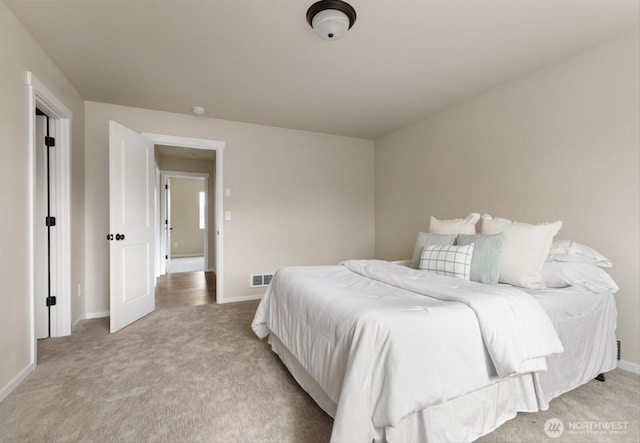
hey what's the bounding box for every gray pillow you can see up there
[411,232,457,269]
[456,233,504,283]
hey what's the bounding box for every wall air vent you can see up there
[250,273,274,288]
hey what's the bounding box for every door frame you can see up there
[27,72,72,364]
[142,133,225,302]
[160,171,209,274]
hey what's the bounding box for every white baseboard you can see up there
[0,363,34,404]
[85,311,109,319]
[217,294,263,304]
[71,316,85,331]
[617,359,640,374]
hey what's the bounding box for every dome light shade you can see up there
[312,9,349,40]
[306,0,356,41]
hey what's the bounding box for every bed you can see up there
[251,215,618,442]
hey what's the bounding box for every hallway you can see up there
[155,271,216,310]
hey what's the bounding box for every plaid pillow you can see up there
[419,244,475,280]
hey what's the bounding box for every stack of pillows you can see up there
[412,213,618,293]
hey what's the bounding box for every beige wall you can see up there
[168,177,205,257]
[375,29,640,365]
[0,1,85,393]
[158,155,216,270]
[85,101,375,313]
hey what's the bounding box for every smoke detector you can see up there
[192,106,206,116]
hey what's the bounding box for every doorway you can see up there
[156,150,216,310]
[162,173,209,274]
[28,72,73,364]
[142,133,225,303]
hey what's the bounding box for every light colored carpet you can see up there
[0,301,331,442]
[167,256,204,273]
[0,301,637,442]
[477,369,639,442]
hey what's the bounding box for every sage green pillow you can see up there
[456,233,504,283]
[411,232,457,269]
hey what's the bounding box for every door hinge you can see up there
[45,136,55,147]
[45,216,56,227]
[46,296,57,306]
[165,184,168,189]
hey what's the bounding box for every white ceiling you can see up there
[6,0,639,139]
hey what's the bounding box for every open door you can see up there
[109,121,155,333]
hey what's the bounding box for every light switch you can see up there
[225,211,232,221]
[225,188,232,197]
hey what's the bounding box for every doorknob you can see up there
[115,233,126,241]
[106,234,114,241]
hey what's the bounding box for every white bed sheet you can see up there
[251,260,608,442]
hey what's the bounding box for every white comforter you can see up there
[252,260,563,442]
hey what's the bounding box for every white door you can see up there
[109,121,155,333]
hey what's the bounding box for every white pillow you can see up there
[543,262,619,293]
[429,213,480,235]
[547,239,612,268]
[419,244,474,280]
[481,214,562,289]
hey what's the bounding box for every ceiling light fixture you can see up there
[192,106,206,115]
[306,0,356,41]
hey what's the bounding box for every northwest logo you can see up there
[544,418,565,438]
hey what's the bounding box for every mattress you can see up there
[253,261,617,442]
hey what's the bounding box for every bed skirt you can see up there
[269,334,544,442]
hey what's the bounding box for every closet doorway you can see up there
[28,72,73,358]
